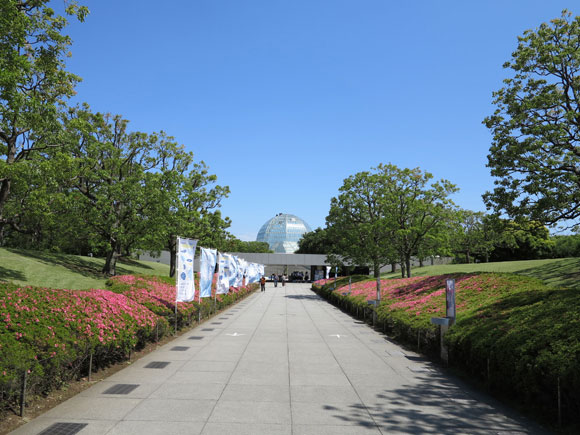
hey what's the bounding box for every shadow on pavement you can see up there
[325,371,548,434]
[284,294,322,300]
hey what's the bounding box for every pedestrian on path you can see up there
[273,274,278,287]
[260,276,266,292]
[282,273,287,287]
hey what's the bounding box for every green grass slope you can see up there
[0,248,169,289]
[382,257,580,290]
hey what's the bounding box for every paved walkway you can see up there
[12,283,547,435]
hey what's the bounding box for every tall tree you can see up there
[381,165,458,277]
[63,107,190,275]
[326,164,457,282]
[484,10,580,228]
[296,227,332,254]
[0,0,88,234]
[326,168,398,284]
[153,161,231,277]
[451,210,486,263]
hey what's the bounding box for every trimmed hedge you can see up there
[312,273,580,427]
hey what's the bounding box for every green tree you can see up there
[451,210,487,263]
[0,0,88,234]
[154,162,231,277]
[326,167,398,287]
[63,107,193,275]
[326,164,457,281]
[296,227,332,254]
[489,219,554,261]
[224,239,272,253]
[484,10,580,228]
[383,165,457,277]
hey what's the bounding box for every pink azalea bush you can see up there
[0,282,164,393]
[1,274,258,410]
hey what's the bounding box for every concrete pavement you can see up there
[11,283,548,434]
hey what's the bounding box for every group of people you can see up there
[271,273,287,287]
[259,272,309,291]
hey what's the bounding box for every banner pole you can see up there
[198,250,201,324]
[174,236,179,336]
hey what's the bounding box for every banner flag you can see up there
[200,247,217,298]
[259,264,265,278]
[217,253,233,294]
[176,237,198,302]
[326,266,331,279]
[229,255,240,288]
[238,258,248,286]
[246,263,256,283]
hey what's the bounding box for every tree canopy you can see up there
[484,10,580,228]
[0,0,88,232]
[326,164,457,279]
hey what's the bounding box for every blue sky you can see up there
[61,0,574,240]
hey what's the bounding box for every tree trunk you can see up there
[400,262,406,278]
[484,251,489,263]
[103,244,120,275]
[373,262,381,302]
[419,258,424,267]
[169,236,177,277]
[0,136,16,220]
[406,256,412,278]
[391,263,396,273]
[466,250,471,264]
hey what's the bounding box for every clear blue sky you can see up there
[61,0,574,240]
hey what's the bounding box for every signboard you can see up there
[446,279,456,319]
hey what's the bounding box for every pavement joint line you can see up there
[94,290,259,435]
[295,285,383,434]
[319,293,415,383]
[285,285,295,435]
[198,284,278,434]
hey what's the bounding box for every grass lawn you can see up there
[382,257,580,290]
[0,247,169,290]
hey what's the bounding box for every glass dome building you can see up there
[256,213,312,254]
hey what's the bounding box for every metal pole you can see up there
[558,377,562,428]
[88,350,93,382]
[174,303,178,336]
[175,236,179,336]
[19,370,27,417]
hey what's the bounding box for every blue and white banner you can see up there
[217,253,233,294]
[246,262,259,283]
[229,255,240,288]
[259,264,265,279]
[200,247,217,298]
[176,237,198,302]
[237,258,247,286]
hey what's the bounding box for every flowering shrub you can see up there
[312,272,580,426]
[0,274,258,413]
[0,282,164,396]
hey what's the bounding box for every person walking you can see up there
[282,273,287,287]
[260,276,266,292]
[273,274,278,287]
